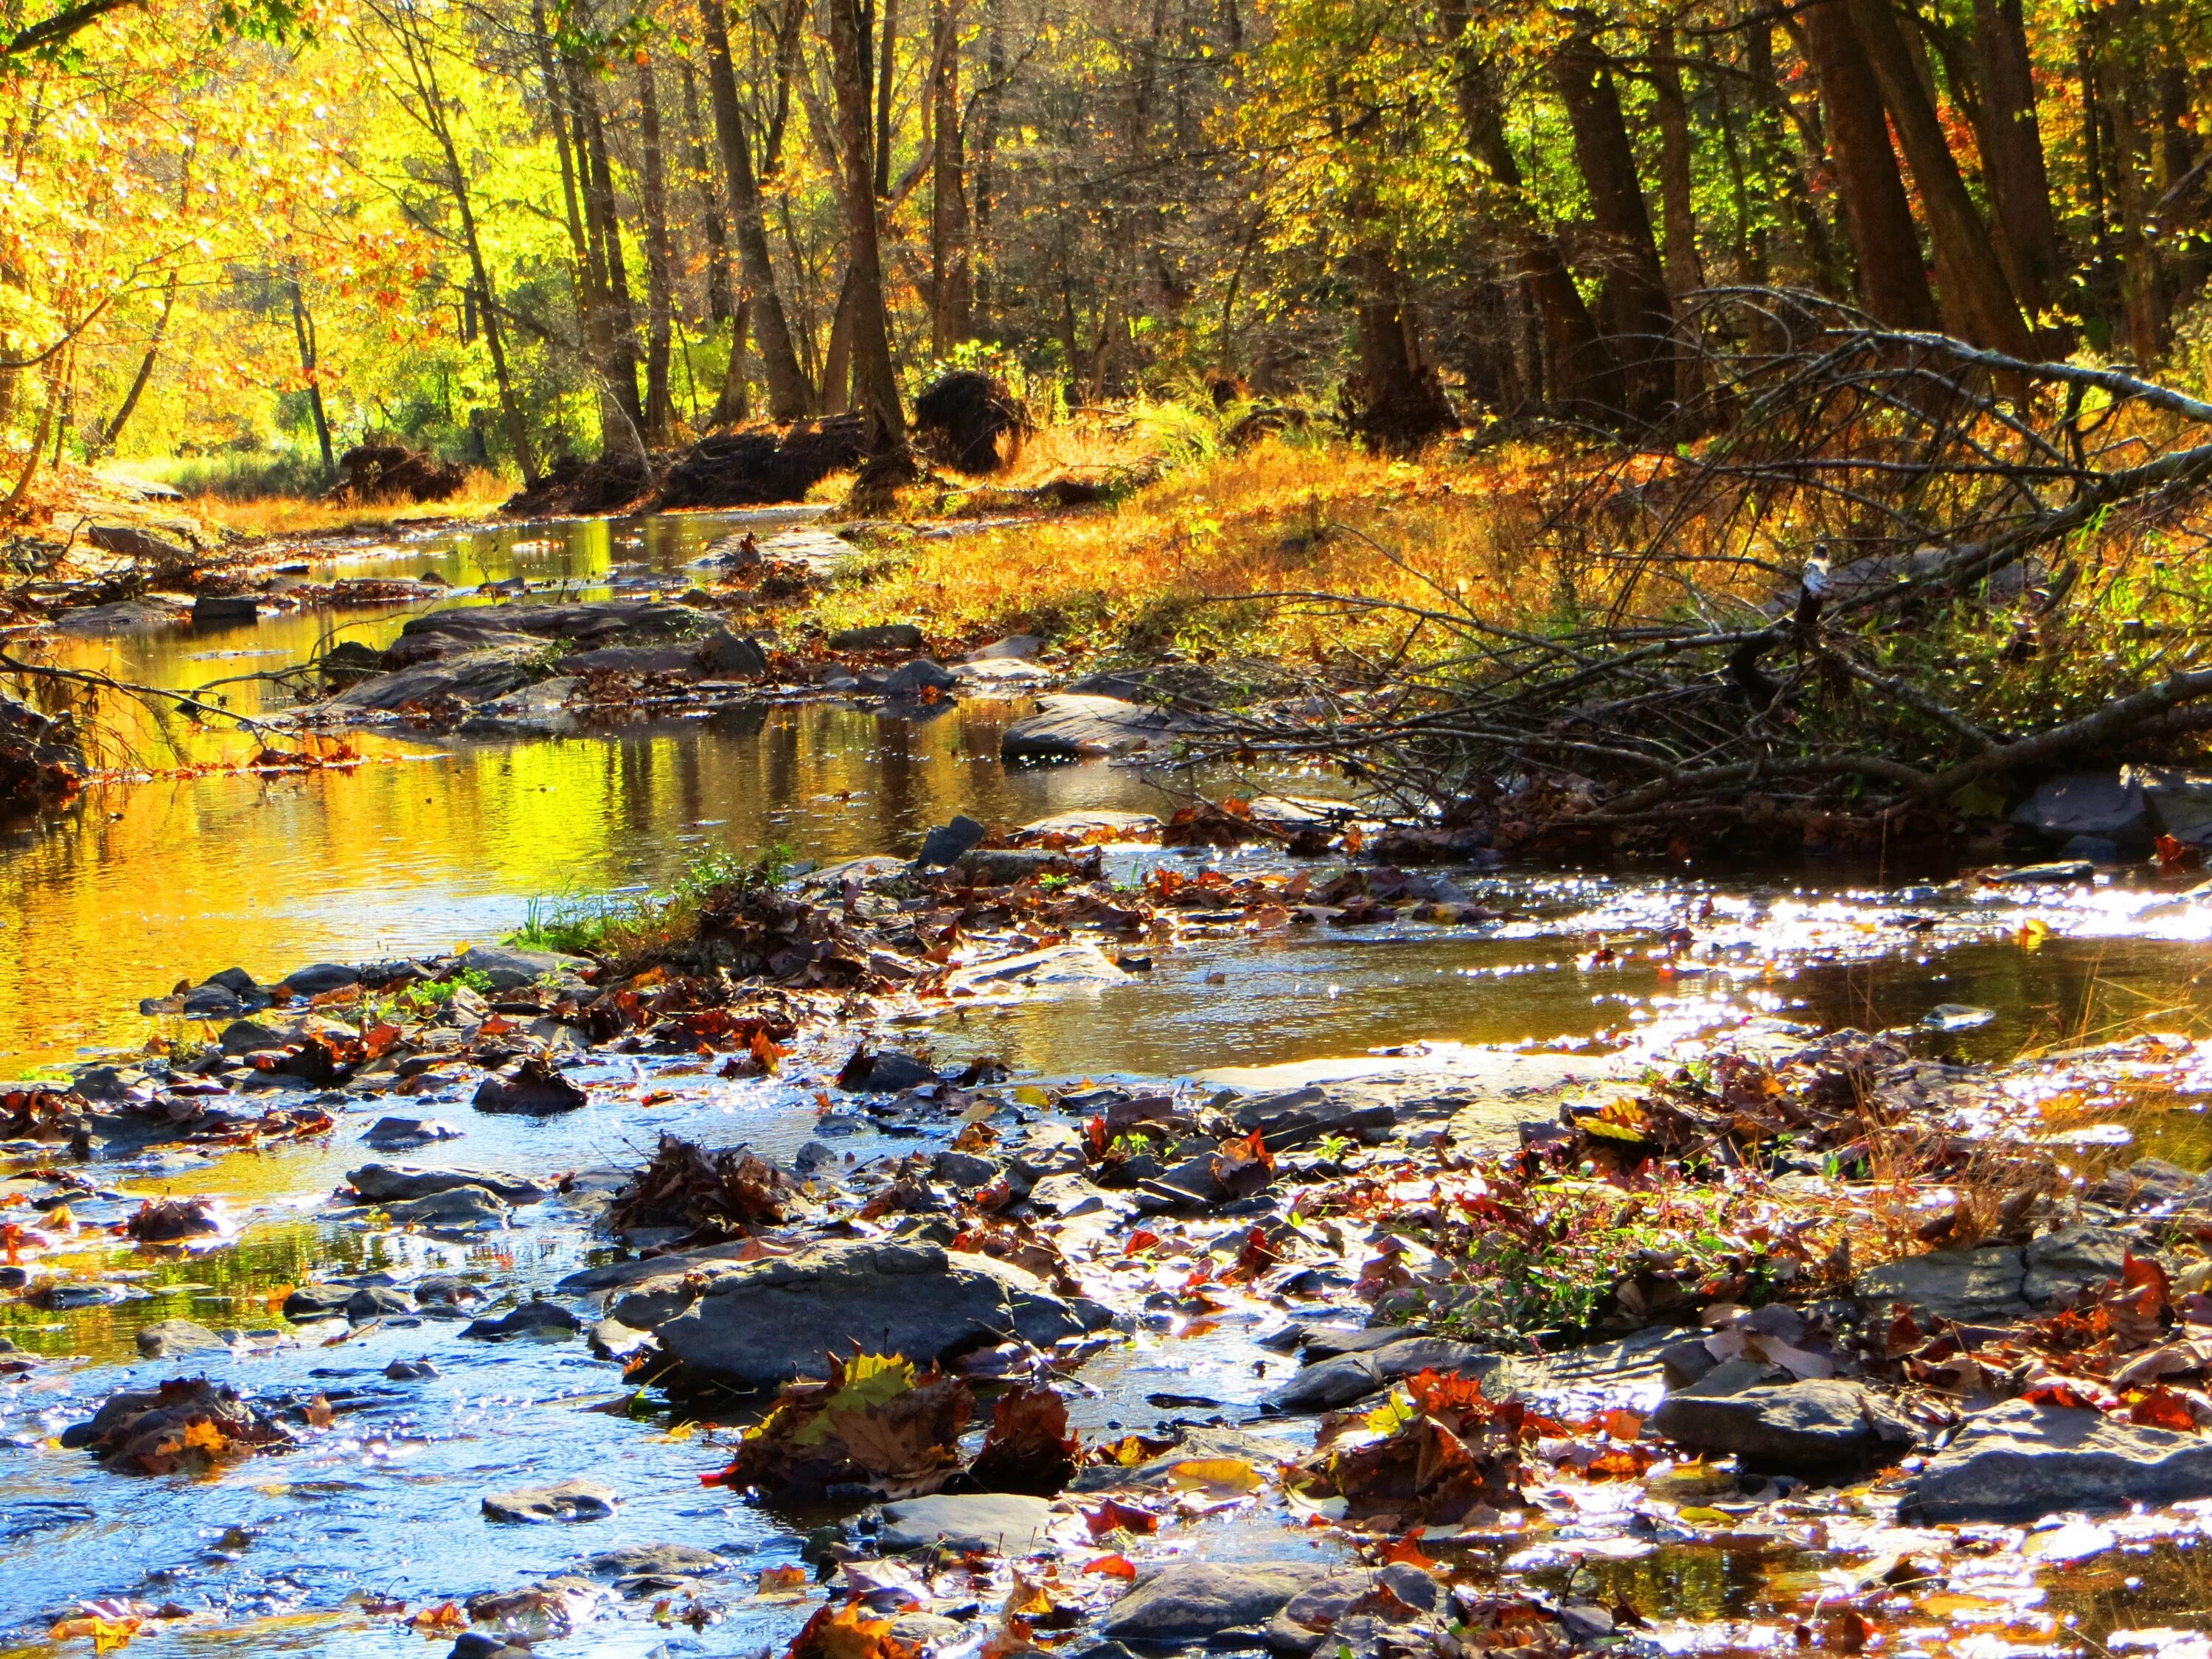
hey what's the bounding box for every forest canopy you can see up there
[1,0,2208,496]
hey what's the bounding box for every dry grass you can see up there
[194,467,514,542]
[818,431,1565,663]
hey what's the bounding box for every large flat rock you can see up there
[1001,694,1189,761]
[650,1241,1102,1392]
[1650,1380,1914,1475]
[877,1492,1054,1553]
[1099,1562,1338,1644]
[327,644,540,710]
[1906,1399,2212,1521]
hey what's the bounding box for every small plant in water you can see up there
[507,845,794,966]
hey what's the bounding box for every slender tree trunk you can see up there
[531,0,592,333]
[680,61,731,324]
[575,69,644,448]
[1801,0,1942,330]
[929,0,971,354]
[699,0,812,418]
[1551,23,1675,419]
[288,279,335,473]
[1843,0,2033,354]
[821,262,858,414]
[1747,17,1845,296]
[1969,0,2062,324]
[1649,28,1704,404]
[827,0,905,444]
[637,60,677,444]
[555,54,623,442]
[874,0,898,200]
[970,0,1004,328]
[2100,2,2163,366]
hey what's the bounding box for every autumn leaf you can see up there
[759,1565,812,1595]
[787,1600,919,1659]
[1083,1498,1160,1537]
[1082,1554,1138,1580]
[1169,1457,1262,1494]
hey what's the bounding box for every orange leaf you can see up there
[1083,1498,1160,1537]
[1083,1554,1138,1580]
[2129,1386,2199,1433]
[1382,1528,1436,1569]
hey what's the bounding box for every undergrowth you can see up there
[507,846,793,964]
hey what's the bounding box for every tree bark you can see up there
[288,279,335,473]
[698,0,812,419]
[874,0,898,200]
[1843,0,2033,355]
[929,0,971,354]
[2098,4,2163,366]
[1800,0,1941,330]
[680,60,731,324]
[530,0,592,334]
[1969,0,2062,322]
[1551,22,1675,420]
[637,59,677,445]
[1747,16,1845,296]
[1649,28,1704,405]
[970,0,1004,327]
[827,0,905,444]
[575,66,644,447]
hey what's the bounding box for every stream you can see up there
[4,508,2212,1657]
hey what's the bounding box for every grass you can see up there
[507,846,793,965]
[193,466,515,540]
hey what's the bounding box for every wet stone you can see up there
[347,1162,549,1205]
[1099,1562,1337,1645]
[877,1492,1056,1553]
[136,1318,227,1360]
[1649,1380,1916,1476]
[283,1284,353,1320]
[461,1299,581,1340]
[1907,1398,2212,1521]
[360,1116,463,1150]
[345,1287,414,1321]
[917,815,988,868]
[481,1477,619,1523]
[830,622,925,651]
[379,1185,512,1228]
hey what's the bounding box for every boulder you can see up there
[1263,1337,1500,1415]
[876,1492,1055,1554]
[1855,1245,2031,1324]
[347,1286,415,1320]
[88,523,194,561]
[461,1299,582,1340]
[347,1163,550,1205]
[136,1318,227,1359]
[2131,766,2212,846]
[192,594,259,626]
[970,635,1045,661]
[587,1543,726,1579]
[360,1117,465,1150]
[558,644,702,675]
[328,644,543,711]
[474,1057,590,1114]
[944,943,1128,994]
[1905,1399,2212,1521]
[1650,1380,1915,1475]
[456,945,588,990]
[1001,694,1189,762]
[380,1186,512,1228]
[952,848,1089,886]
[830,622,925,652]
[917,815,988,868]
[281,964,361,995]
[2012,773,2149,852]
[1232,1084,1397,1152]
[2022,1225,2131,1306]
[648,1241,1102,1393]
[837,1048,940,1092]
[700,632,768,677]
[283,1284,353,1320]
[880,658,957,700]
[1099,1562,1337,1644]
[481,1478,618,1523]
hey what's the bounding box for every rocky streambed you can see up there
[9,818,2212,1659]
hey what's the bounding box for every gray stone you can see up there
[1263,1337,1500,1414]
[473,1057,591,1113]
[220,1018,285,1054]
[881,658,958,699]
[950,849,1088,886]
[918,815,989,868]
[1232,1085,1397,1152]
[462,1299,581,1340]
[1986,860,2096,886]
[558,644,702,675]
[587,1543,726,1578]
[346,1286,414,1320]
[888,1614,969,1647]
[55,598,188,633]
[283,1284,354,1319]
[1012,810,1163,843]
[481,1478,618,1523]
[348,1162,550,1205]
[1672,1356,1790,1398]
[931,1150,1004,1191]
[1906,1399,2212,1521]
[456,945,588,990]
[192,594,260,626]
[361,1117,465,1150]
[1855,1245,2031,1324]
[2013,773,2148,850]
[701,631,769,676]
[1099,1562,1335,1644]
[839,1049,939,1092]
[970,635,1045,661]
[2060,835,2124,865]
[136,1318,226,1359]
[1263,1571,1395,1655]
[2132,766,2212,846]
[650,1241,1099,1393]
[380,1185,512,1228]
[328,643,543,710]
[282,964,361,995]
[1001,694,1189,762]
[2022,1225,2131,1307]
[181,984,245,1018]
[88,522,193,560]
[943,943,1128,992]
[877,1492,1055,1554]
[830,622,925,651]
[1069,1426,1301,1492]
[1651,1380,1915,1475]
[2091,1157,2198,1210]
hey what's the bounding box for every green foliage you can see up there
[506,846,793,963]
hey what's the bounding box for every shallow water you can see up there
[7,508,2212,1654]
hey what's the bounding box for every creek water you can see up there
[4,508,2212,1655]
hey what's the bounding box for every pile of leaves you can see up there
[1290,1368,1530,1527]
[968,1385,1082,1495]
[0,1087,90,1144]
[64,1377,291,1475]
[606,1134,791,1239]
[122,1197,223,1242]
[706,1352,975,1499]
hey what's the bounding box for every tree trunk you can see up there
[680,60,732,324]
[874,0,898,201]
[827,0,905,445]
[717,299,751,424]
[698,0,812,419]
[1551,24,1675,420]
[1801,0,1942,330]
[1843,0,2033,355]
[2099,4,2163,366]
[1747,16,1845,296]
[1649,28,1704,404]
[288,279,335,473]
[530,0,592,338]
[1352,243,1452,449]
[575,67,644,448]
[970,0,1004,327]
[637,59,677,445]
[929,0,971,354]
[1969,0,2062,323]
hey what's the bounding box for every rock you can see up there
[283,1284,354,1319]
[282,964,361,995]
[588,1542,727,1579]
[328,643,545,711]
[1262,1570,1407,1655]
[876,1492,1055,1553]
[181,984,246,1018]
[1099,1562,1335,1644]
[1011,809,1162,844]
[1855,1245,2031,1324]
[448,1635,532,1659]
[414,1273,481,1306]
[2060,835,2124,864]
[649,1241,1099,1393]
[1906,1399,2212,1521]
[462,1299,581,1340]
[2090,1157,2198,1211]
[348,1163,550,1205]
[2131,765,2212,846]
[136,1318,226,1359]
[1070,1426,1301,1492]
[2012,773,2149,852]
[390,600,703,659]
[944,943,1129,993]
[830,622,925,651]
[385,1359,439,1380]
[361,1117,465,1150]
[837,1048,940,1092]
[55,598,188,633]
[2022,1225,2131,1306]
[931,1150,1004,1192]
[1001,694,1189,762]
[380,1186,512,1228]
[1650,1380,1914,1475]
[1985,860,2095,885]
[557,644,703,675]
[192,594,260,626]
[888,1614,969,1647]
[917,815,989,868]
[347,1286,415,1320]
[456,945,588,990]
[473,1057,589,1113]
[952,848,1088,886]
[1263,1337,1500,1414]
[1231,1085,1397,1152]
[700,631,768,676]
[880,658,958,699]
[220,1018,285,1054]
[970,634,1045,661]
[481,1478,618,1523]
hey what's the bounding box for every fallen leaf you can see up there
[1082,1554,1138,1581]
[1169,1457,1262,1495]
